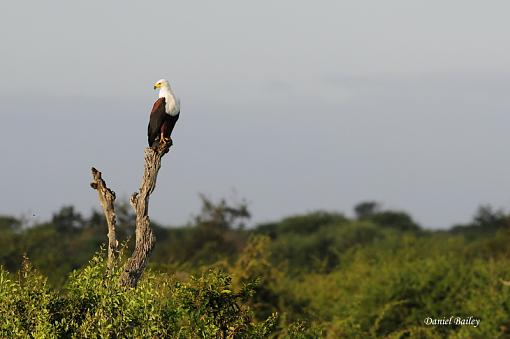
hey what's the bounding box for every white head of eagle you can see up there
[148,79,180,147]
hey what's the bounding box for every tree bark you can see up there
[120,141,171,287]
[91,140,171,286]
[90,167,118,271]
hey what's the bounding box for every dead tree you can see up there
[90,141,171,287]
[90,168,118,271]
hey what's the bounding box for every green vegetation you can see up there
[1,198,510,337]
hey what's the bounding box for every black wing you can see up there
[165,111,180,137]
[148,97,167,147]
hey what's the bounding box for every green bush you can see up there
[0,254,280,338]
[3,202,510,338]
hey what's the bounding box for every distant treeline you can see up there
[1,198,510,337]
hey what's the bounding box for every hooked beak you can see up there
[153,83,161,90]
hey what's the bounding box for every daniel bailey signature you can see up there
[424,316,480,328]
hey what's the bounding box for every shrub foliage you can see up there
[2,199,510,337]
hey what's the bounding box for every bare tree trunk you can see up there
[90,167,118,271]
[120,141,171,287]
[91,140,171,286]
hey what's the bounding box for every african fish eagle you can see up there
[148,79,180,147]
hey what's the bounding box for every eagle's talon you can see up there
[161,136,172,144]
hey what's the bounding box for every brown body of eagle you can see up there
[148,97,180,147]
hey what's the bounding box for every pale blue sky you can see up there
[1,1,510,228]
